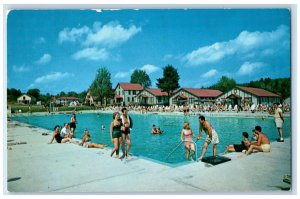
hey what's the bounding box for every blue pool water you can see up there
[11,112,291,165]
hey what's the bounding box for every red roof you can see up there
[183,88,223,97]
[237,86,280,97]
[118,83,143,91]
[146,88,168,97]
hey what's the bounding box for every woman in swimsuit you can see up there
[110,112,122,158]
[79,129,107,148]
[224,132,251,153]
[180,122,198,160]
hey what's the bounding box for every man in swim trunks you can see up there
[198,115,219,160]
[120,107,133,158]
[244,125,270,155]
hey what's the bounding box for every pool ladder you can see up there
[165,139,198,161]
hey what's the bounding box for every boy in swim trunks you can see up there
[198,115,220,160]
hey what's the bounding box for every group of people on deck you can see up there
[110,107,133,159]
[48,113,107,149]
[47,102,285,161]
[181,102,285,161]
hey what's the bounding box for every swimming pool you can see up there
[11,112,291,165]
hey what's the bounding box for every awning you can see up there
[115,95,122,99]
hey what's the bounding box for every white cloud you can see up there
[183,25,289,66]
[13,65,30,73]
[140,64,160,74]
[72,47,109,61]
[114,71,130,78]
[58,21,141,48]
[36,53,52,65]
[202,69,218,78]
[33,72,74,84]
[237,62,265,75]
[58,26,90,43]
[84,21,141,47]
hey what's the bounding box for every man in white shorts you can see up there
[274,103,285,142]
[198,115,220,160]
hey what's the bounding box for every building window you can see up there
[158,96,161,102]
[128,90,131,95]
[128,97,130,102]
[132,97,134,102]
[133,90,136,95]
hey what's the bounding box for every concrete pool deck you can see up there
[5,120,293,194]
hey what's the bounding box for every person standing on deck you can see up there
[274,103,285,142]
[120,107,133,159]
[198,115,219,160]
[110,112,122,158]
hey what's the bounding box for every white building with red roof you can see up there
[84,90,99,106]
[114,83,143,106]
[56,96,80,106]
[217,86,280,106]
[170,88,223,105]
[136,88,169,106]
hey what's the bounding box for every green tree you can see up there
[27,88,40,100]
[130,69,151,88]
[209,76,236,92]
[7,88,22,101]
[39,93,51,105]
[78,90,88,103]
[241,77,291,100]
[90,67,113,106]
[67,91,79,97]
[59,91,66,97]
[156,65,180,104]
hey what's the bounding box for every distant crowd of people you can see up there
[99,101,290,115]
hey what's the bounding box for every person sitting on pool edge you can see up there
[181,122,198,160]
[244,125,270,155]
[79,129,107,148]
[223,132,251,154]
[48,125,76,144]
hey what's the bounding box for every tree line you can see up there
[7,65,291,105]
[208,76,291,100]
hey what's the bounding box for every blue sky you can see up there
[7,9,291,95]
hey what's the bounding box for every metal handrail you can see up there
[165,139,199,161]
